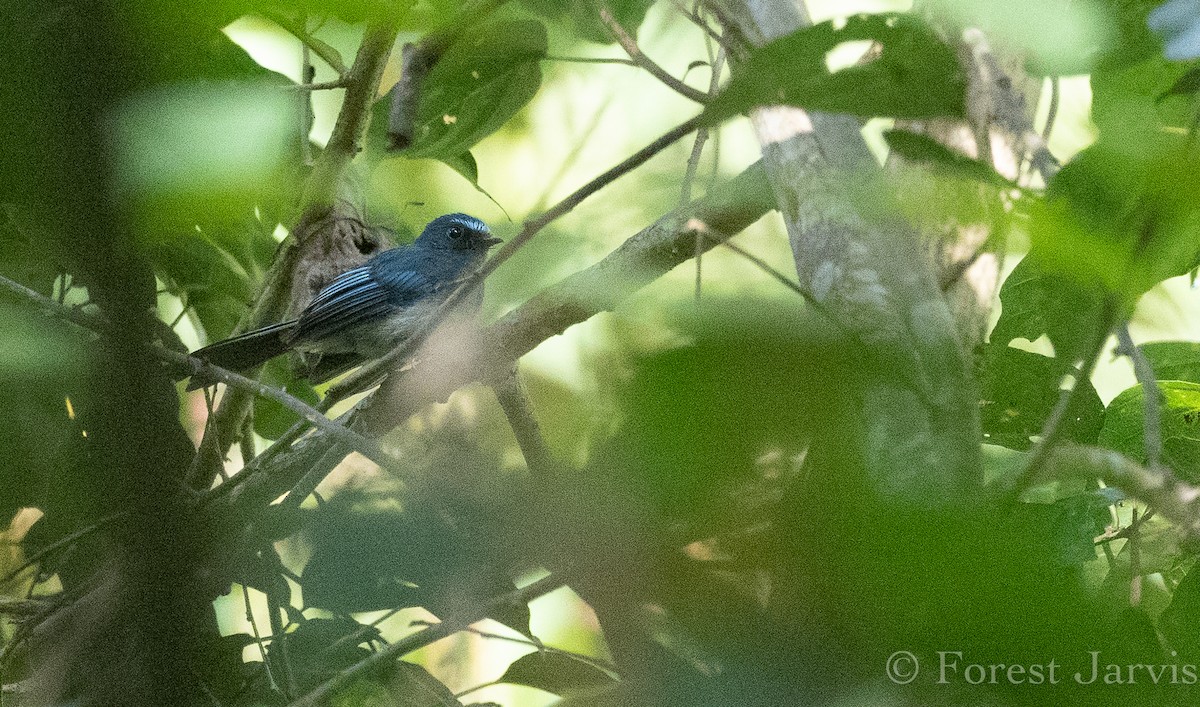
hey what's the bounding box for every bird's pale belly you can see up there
[298,298,442,358]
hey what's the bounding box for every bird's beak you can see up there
[481,236,503,247]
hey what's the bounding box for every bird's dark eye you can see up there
[448,225,463,239]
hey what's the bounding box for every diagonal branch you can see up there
[598,6,711,104]
[260,10,349,77]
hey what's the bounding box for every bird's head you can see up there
[416,213,501,252]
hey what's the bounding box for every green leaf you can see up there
[991,257,1104,362]
[253,357,320,440]
[979,346,1104,450]
[518,0,655,44]
[884,129,1016,187]
[1160,563,1200,660]
[1025,139,1200,308]
[498,652,617,697]
[330,662,463,707]
[404,20,547,160]
[270,617,379,693]
[1098,381,1200,481]
[701,14,965,126]
[301,496,530,634]
[1139,342,1200,384]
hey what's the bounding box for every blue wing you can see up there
[290,265,435,344]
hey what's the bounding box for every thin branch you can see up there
[243,584,280,694]
[289,78,351,92]
[328,113,703,402]
[460,625,618,674]
[1115,324,1163,469]
[1041,75,1060,144]
[1007,304,1117,506]
[261,10,349,77]
[599,7,710,104]
[492,368,558,481]
[684,45,726,299]
[544,54,637,66]
[286,573,566,707]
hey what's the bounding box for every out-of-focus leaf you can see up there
[1140,341,1200,383]
[979,345,1104,450]
[518,0,655,44]
[990,257,1104,362]
[112,81,297,233]
[702,14,965,125]
[884,129,1016,187]
[1098,381,1200,481]
[1160,563,1200,659]
[926,0,1116,76]
[330,661,463,707]
[1026,139,1200,308]
[269,616,379,693]
[498,652,617,697]
[1160,65,1200,99]
[301,497,529,634]
[253,358,319,440]
[147,231,254,342]
[404,20,547,160]
[0,205,61,294]
[0,301,89,522]
[1007,494,1106,566]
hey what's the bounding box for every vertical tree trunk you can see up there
[715,0,983,506]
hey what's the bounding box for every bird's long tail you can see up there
[187,320,298,390]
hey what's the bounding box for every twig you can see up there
[460,625,618,674]
[260,10,349,77]
[1095,508,1158,544]
[492,368,557,481]
[1041,76,1060,144]
[683,46,726,299]
[1130,507,1143,606]
[544,54,637,66]
[242,584,280,693]
[1006,303,1116,506]
[289,78,351,92]
[328,114,704,402]
[286,573,566,707]
[1115,324,1163,469]
[599,7,710,104]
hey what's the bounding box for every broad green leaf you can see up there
[924,0,1116,76]
[979,346,1104,450]
[883,129,1016,188]
[1160,563,1200,660]
[404,20,547,160]
[1139,342,1200,384]
[1098,381,1200,481]
[499,652,617,697]
[519,0,655,44]
[253,357,320,440]
[301,496,530,634]
[701,14,964,126]
[990,257,1104,362]
[1026,139,1200,308]
[269,616,379,693]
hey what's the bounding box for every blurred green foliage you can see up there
[6,0,1200,705]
